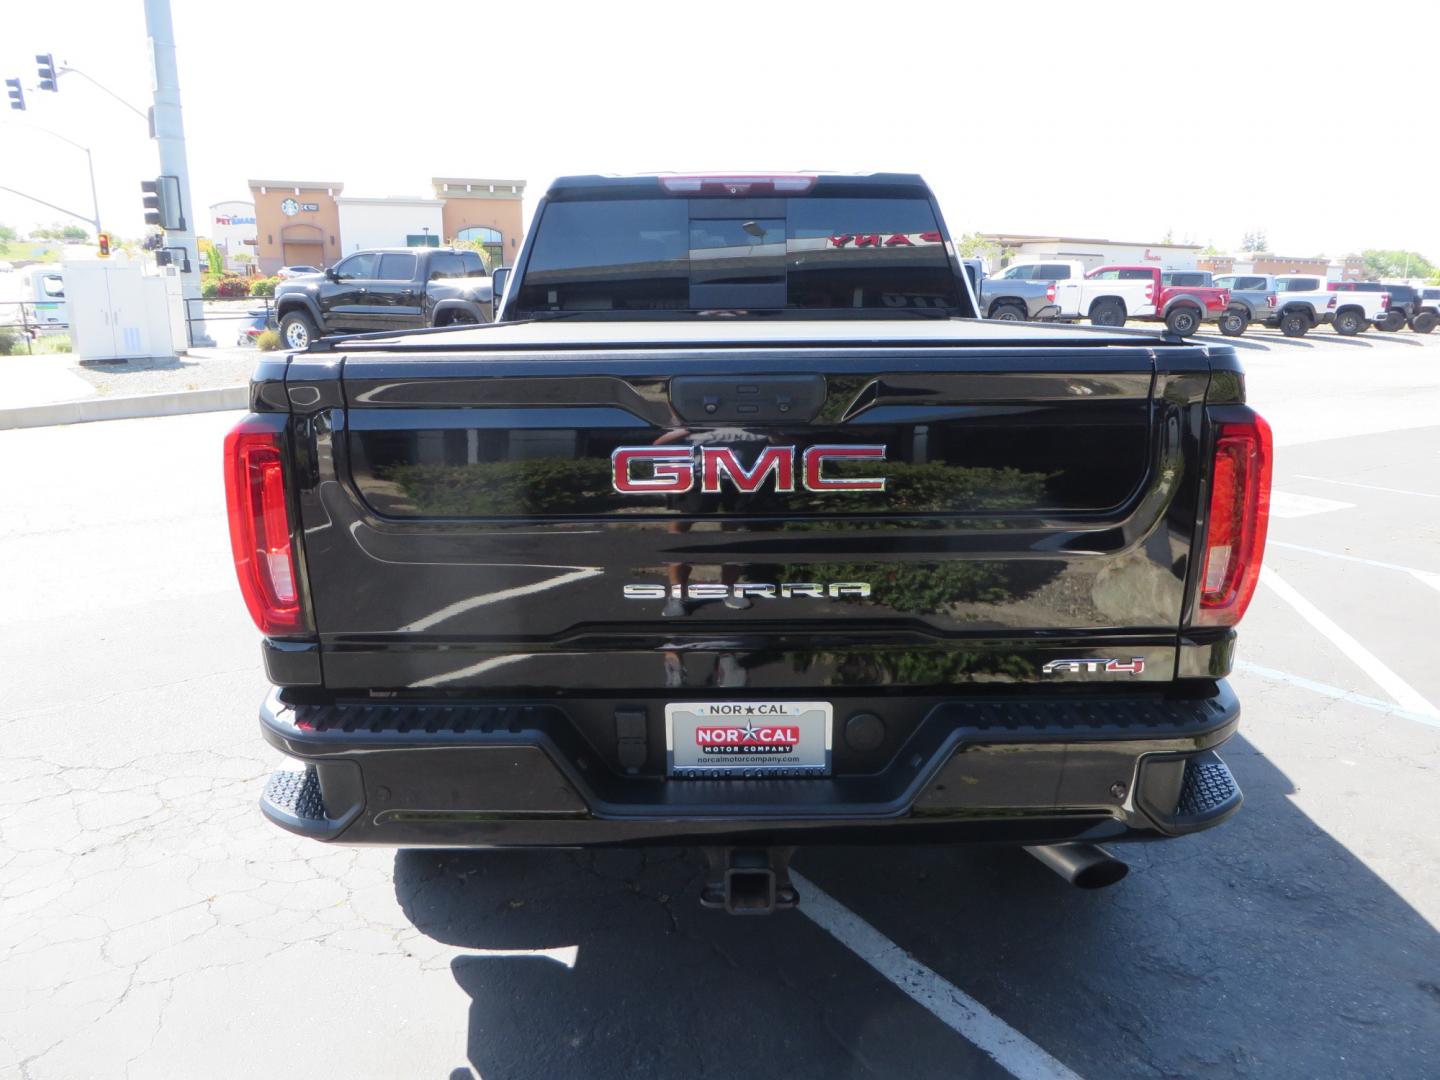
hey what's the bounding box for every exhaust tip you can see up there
[1024,843,1129,890]
[1072,857,1129,890]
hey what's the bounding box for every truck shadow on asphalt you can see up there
[394,734,1440,1080]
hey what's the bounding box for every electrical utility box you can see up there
[62,261,175,362]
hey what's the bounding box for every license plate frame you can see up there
[664,701,833,778]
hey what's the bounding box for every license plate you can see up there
[665,701,832,778]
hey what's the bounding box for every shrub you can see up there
[201,279,219,299]
[256,329,281,351]
[248,276,280,298]
[215,277,250,299]
[0,328,17,356]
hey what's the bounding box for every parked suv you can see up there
[275,247,493,350]
[1416,288,1440,334]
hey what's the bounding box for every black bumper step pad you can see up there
[262,766,326,822]
[1178,757,1240,817]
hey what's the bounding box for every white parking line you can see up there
[1234,660,1440,731]
[1260,568,1440,721]
[791,870,1083,1080]
[1268,541,1440,593]
[1267,491,1355,519]
[1293,475,1440,499]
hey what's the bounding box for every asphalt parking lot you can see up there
[2,327,1438,1079]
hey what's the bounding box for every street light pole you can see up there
[143,0,212,347]
[3,122,103,233]
[54,65,148,123]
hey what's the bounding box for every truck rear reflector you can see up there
[225,417,302,635]
[1197,414,1272,626]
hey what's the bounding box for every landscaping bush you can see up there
[256,329,281,351]
[0,328,17,356]
[201,278,219,299]
[215,277,251,299]
[248,276,280,298]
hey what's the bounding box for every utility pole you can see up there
[143,0,211,346]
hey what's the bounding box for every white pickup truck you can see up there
[1321,283,1391,335]
[1036,262,1158,326]
[1262,275,1338,337]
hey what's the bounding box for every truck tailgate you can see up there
[287,331,1211,692]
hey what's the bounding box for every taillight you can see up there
[659,174,817,195]
[1266,294,1276,309]
[224,416,303,635]
[1196,414,1273,626]
[1327,296,1337,309]
[1381,294,1390,310]
[1046,283,1056,303]
[1145,282,1154,301]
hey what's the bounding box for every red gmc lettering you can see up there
[700,447,795,493]
[802,445,887,491]
[611,447,694,493]
[611,445,887,494]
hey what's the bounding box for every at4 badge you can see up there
[1041,657,1146,676]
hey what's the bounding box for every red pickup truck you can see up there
[1088,265,1231,336]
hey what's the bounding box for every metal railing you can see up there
[183,295,274,349]
[0,301,69,356]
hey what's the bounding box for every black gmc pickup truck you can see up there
[229,173,1272,913]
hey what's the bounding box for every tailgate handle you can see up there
[671,375,825,423]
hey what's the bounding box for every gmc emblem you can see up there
[611,445,887,495]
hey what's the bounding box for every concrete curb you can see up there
[0,385,248,430]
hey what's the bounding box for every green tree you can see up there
[1240,230,1268,254]
[0,223,16,243]
[1361,249,1435,280]
[30,222,90,242]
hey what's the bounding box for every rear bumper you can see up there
[258,683,1244,848]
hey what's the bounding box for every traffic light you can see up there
[5,78,23,111]
[97,232,111,258]
[140,176,184,230]
[36,54,57,92]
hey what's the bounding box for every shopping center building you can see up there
[245,177,525,275]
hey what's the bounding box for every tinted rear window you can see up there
[514,196,966,315]
[1278,277,1321,291]
[1163,271,1209,286]
[377,253,417,280]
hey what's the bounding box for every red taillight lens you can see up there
[225,417,302,635]
[1266,294,1276,309]
[1196,414,1272,626]
[1381,294,1390,310]
[1046,283,1056,303]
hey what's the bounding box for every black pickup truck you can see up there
[274,246,493,350]
[230,173,1272,913]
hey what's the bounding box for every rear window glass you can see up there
[1278,277,1320,291]
[514,195,965,315]
[427,253,465,279]
[1033,264,1073,280]
[377,253,417,281]
[1162,271,1209,286]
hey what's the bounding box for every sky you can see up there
[2,0,1438,262]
